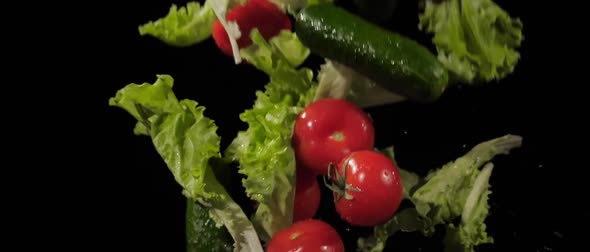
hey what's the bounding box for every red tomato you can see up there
[292,98,375,175]
[293,168,320,222]
[212,0,292,58]
[330,150,403,227]
[266,219,345,252]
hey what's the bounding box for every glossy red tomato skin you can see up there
[293,98,375,175]
[212,0,292,57]
[333,150,403,227]
[293,168,321,222]
[266,219,345,252]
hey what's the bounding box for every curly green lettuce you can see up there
[138,1,217,47]
[109,75,263,252]
[443,163,495,252]
[419,0,524,83]
[358,135,522,252]
[225,29,316,241]
[412,134,522,229]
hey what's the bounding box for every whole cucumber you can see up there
[295,4,449,102]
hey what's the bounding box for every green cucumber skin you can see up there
[186,199,233,252]
[296,4,449,102]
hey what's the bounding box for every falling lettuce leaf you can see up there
[419,0,524,83]
[138,1,217,47]
[225,29,316,241]
[357,135,522,252]
[240,29,310,74]
[443,163,495,252]
[268,31,311,68]
[109,75,263,252]
[412,134,522,231]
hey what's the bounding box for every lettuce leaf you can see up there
[412,134,522,230]
[109,75,263,252]
[138,1,217,47]
[268,31,311,68]
[225,29,316,241]
[443,163,494,252]
[357,135,522,252]
[419,0,524,83]
[240,29,310,74]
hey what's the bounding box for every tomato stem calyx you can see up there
[330,131,344,142]
[323,156,361,201]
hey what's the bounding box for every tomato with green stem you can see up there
[326,150,404,227]
[293,98,375,175]
[266,219,345,252]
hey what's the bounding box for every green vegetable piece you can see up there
[357,135,522,252]
[412,134,522,229]
[419,0,524,83]
[138,1,217,47]
[226,29,317,241]
[109,75,263,252]
[443,163,495,252]
[109,74,222,201]
[295,4,449,102]
[186,199,233,252]
[240,29,311,72]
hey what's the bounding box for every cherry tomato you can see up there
[266,219,345,252]
[293,168,320,222]
[329,150,403,227]
[212,0,291,58]
[292,98,375,175]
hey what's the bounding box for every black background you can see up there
[24,0,584,251]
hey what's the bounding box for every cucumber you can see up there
[295,4,449,102]
[186,199,233,252]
